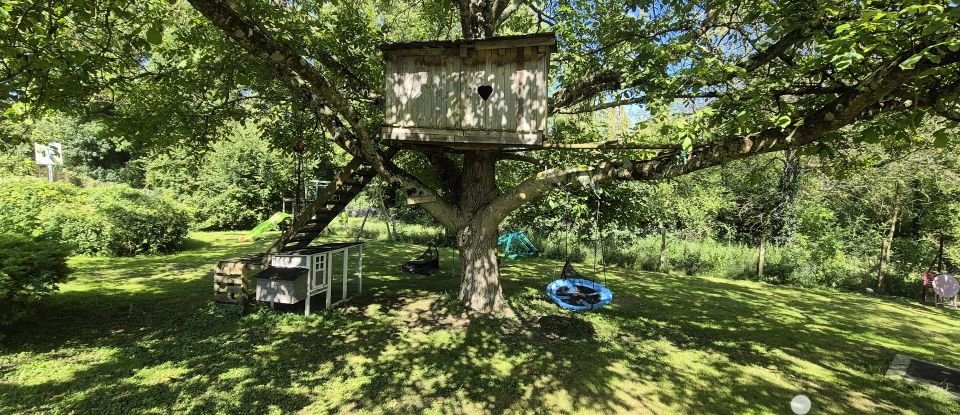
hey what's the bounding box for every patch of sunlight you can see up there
[604,361,670,414]
[275,323,308,334]
[315,374,373,408]
[769,349,837,383]
[489,353,516,377]
[254,342,276,355]
[417,372,452,394]
[540,388,580,414]
[406,328,463,348]
[8,347,119,386]
[126,361,190,386]
[584,315,619,339]
[363,303,384,317]
[344,353,373,367]
[840,388,902,414]
[663,348,721,375]
[447,390,488,414]
[217,366,254,382]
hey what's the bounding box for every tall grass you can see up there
[333,218,913,297]
[532,231,892,294]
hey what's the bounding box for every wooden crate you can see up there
[213,260,250,305]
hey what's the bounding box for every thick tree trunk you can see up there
[450,151,507,313]
[877,204,900,291]
[457,221,505,312]
[658,229,668,272]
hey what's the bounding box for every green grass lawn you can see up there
[2,229,959,414]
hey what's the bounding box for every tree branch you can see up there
[494,152,542,165]
[505,140,680,151]
[186,0,362,132]
[557,84,852,115]
[493,49,960,222]
[187,0,455,222]
[550,26,808,113]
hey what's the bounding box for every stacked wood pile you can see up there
[213,257,264,305]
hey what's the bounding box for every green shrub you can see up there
[0,177,79,235]
[0,232,71,327]
[43,185,191,256]
[0,144,35,177]
[189,123,296,230]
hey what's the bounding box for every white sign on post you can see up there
[34,142,63,165]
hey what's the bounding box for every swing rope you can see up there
[553,186,572,280]
[544,179,615,312]
[590,183,608,289]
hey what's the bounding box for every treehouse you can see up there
[381,33,556,148]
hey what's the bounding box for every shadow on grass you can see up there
[1,232,958,414]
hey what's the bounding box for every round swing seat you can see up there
[546,278,613,312]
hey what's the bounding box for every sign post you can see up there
[34,142,63,182]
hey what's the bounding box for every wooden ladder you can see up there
[265,148,398,257]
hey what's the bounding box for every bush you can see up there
[188,122,296,230]
[0,144,35,177]
[0,177,79,235]
[0,233,71,327]
[43,185,191,256]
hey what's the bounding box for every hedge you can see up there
[42,184,191,256]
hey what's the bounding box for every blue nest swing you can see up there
[546,260,613,312]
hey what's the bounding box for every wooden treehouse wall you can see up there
[381,34,554,146]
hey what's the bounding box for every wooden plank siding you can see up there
[381,34,554,147]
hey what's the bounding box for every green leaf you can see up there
[658,123,671,136]
[681,136,693,153]
[775,115,791,129]
[933,128,950,148]
[899,53,923,70]
[832,57,852,71]
[146,26,163,45]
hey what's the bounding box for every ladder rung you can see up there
[288,233,317,243]
[299,225,326,233]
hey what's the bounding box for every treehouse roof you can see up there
[380,33,557,55]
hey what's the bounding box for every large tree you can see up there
[3,0,959,313]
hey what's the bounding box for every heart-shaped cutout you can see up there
[477,85,493,101]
